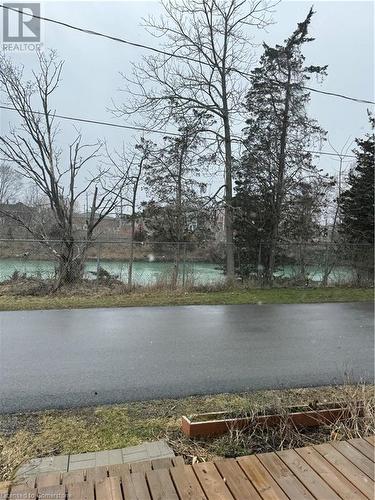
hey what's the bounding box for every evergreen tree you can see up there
[339,114,374,282]
[235,8,328,281]
[340,114,374,244]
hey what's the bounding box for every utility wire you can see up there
[0,4,204,66]
[304,87,374,105]
[0,104,180,136]
[1,4,374,106]
[0,104,356,158]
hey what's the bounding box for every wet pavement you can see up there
[0,302,373,412]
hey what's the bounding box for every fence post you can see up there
[182,242,187,288]
[257,241,262,281]
[96,243,101,283]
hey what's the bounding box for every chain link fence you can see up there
[235,240,373,286]
[0,238,372,291]
[0,239,225,289]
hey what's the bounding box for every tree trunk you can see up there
[57,242,85,286]
[223,113,235,281]
[128,216,135,288]
[172,136,187,288]
[267,59,292,285]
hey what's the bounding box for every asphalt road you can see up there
[0,302,373,413]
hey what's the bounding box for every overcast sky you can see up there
[1,0,374,199]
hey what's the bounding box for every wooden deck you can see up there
[1,436,373,499]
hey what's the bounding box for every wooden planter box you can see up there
[181,402,363,438]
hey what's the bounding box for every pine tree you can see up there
[340,114,374,244]
[235,8,328,281]
[339,114,374,283]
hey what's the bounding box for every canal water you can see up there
[0,258,356,285]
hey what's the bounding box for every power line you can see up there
[1,4,374,106]
[0,104,180,136]
[304,87,374,105]
[0,103,356,158]
[0,4,204,66]
[307,149,355,159]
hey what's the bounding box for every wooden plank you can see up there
[193,462,234,500]
[277,449,340,500]
[151,458,173,470]
[37,484,66,499]
[85,465,108,483]
[364,435,374,445]
[95,477,123,500]
[348,438,375,462]
[171,456,185,467]
[62,469,85,485]
[9,489,37,499]
[296,446,367,500]
[314,443,374,499]
[122,471,151,500]
[215,459,262,500]
[258,452,315,499]
[67,481,95,500]
[170,465,206,500]
[9,485,37,500]
[36,471,61,488]
[146,468,179,499]
[130,461,152,475]
[107,463,130,478]
[0,482,11,500]
[330,441,374,479]
[237,455,288,500]
[108,466,150,500]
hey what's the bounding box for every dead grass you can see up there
[0,384,373,481]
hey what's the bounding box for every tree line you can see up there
[0,1,373,288]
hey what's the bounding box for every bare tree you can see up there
[143,113,213,286]
[0,51,128,287]
[116,0,273,280]
[321,138,353,286]
[0,163,22,203]
[106,138,151,288]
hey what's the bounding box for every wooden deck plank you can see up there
[67,481,95,500]
[330,440,374,479]
[215,458,262,500]
[130,461,152,475]
[237,455,288,500]
[277,449,341,500]
[348,438,375,462]
[9,489,37,499]
[146,468,179,499]
[364,435,374,445]
[151,458,173,470]
[296,446,367,500]
[35,471,61,488]
[95,476,123,500]
[85,465,108,483]
[193,462,234,500]
[37,484,66,499]
[170,464,206,500]
[108,463,131,478]
[314,443,374,499]
[62,469,85,485]
[122,471,151,500]
[171,456,185,467]
[9,485,37,500]
[0,482,11,500]
[257,452,315,499]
